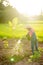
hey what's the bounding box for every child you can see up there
[26,27,38,54]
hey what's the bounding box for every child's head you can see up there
[26,27,31,31]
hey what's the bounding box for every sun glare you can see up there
[8,0,43,16]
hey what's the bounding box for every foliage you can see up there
[28,47,43,63]
[0,0,19,23]
[38,47,43,52]
[9,55,24,63]
[28,51,41,63]
[0,55,24,65]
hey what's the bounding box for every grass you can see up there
[0,21,43,41]
[0,23,27,38]
[9,55,24,62]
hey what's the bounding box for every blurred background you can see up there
[0,0,43,65]
[0,0,43,41]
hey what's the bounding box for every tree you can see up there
[0,0,19,23]
[0,1,6,23]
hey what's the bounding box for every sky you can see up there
[6,0,43,16]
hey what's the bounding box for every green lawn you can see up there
[0,22,43,41]
[0,23,27,38]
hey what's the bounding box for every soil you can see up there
[0,39,43,65]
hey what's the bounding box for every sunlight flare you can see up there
[8,0,43,16]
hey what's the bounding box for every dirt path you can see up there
[14,58,39,65]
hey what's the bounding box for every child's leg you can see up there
[31,40,34,54]
[35,39,38,51]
